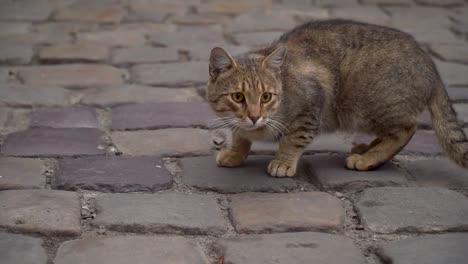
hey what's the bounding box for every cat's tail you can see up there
[429,79,468,167]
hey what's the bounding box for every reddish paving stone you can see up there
[112,47,179,64]
[17,64,127,88]
[233,31,283,47]
[0,190,81,236]
[230,192,344,233]
[77,29,146,47]
[54,5,127,23]
[197,0,273,15]
[55,156,172,192]
[111,102,215,130]
[111,128,211,156]
[0,32,71,46]
[38,43,110,62]
[30,106,100,128]
[306,154,408,191]
[214,232,366,264]
[0,44,33,64]
[356,187,468,233]
[54,236,209,264]
[0,157,46,190]
[1,128,106,157]
[0,84,70,107]
[0,233,47,264]
[128,0,195,22]
[93,193,226,235]
[131,62,207,86]
[148,28,227,48]
[171,14,230,26]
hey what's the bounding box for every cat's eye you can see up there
[261,92,272,103]
[231,92,245,103]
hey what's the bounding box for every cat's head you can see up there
[206,46,286,132]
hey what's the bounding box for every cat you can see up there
[206,19,468,177]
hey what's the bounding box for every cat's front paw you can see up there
[345,154,379,171]
[216,148,246,167]
[268,159,296,177]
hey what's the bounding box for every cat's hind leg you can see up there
[346,125,416,171]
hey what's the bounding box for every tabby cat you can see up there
[207,20,468,177]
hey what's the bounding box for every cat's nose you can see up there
[249,116,260,124]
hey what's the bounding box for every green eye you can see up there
[231,92,245,103]
[261,92,272,103]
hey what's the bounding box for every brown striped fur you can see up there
[207,19,468,177]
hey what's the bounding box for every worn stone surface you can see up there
[111,102,215,130]
[1,128,106,157]
[38,43,110,62]
[93,193,226,235]
[0,0,55,21]
[356,187,468,233]
[188,44,250,61]
[18,64,126,88]
[111,128,211,156]
[0,158,46,190]
[81,85,203,105]
[0,233,47,264]
[226,10,297,33]
[180,156,311,193]
[54,236,209,264]
[454,103,468,123]
[197,0,272,15]
[30,106,100,128]
[376,233,468,264]
[0,44,33,64]
[0,22,31,36]
[448,87,468,102]
[0,190,81,235]
[131,62,207,86]
[55,156,172,192]
[401,158,468,191]
[230,192,344,233]
[54,5,126,23]
[307,155,408,191]
[215,232,367,264]
[112,47,179,64]
[435,59,468,87]
[0,107,30,134]
[148,28,227,48]
[0,84,70,106]
[331,7,390,25]
[77,29,146,47]
[430,43,468,64]
[234,31,283,47]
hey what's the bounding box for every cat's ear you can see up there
[209,47,237,77]
[262,46,286,70]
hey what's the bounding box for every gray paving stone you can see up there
[331,7,390,25]
[0,22,31,36]
[230,192,344,233]
[81,85,203,106]
[435,59,468,86]
[356,187,468,233]
[0,107,30,134]
[54,236,209,264]
[386,7,453,28]
[0,190,81,235]
[129,0,194,22]
[453,103,468,123]
[0,0,54,21]
[38,42,110,63]
[415,0,465,6]
[430,43,468,64]
[0,45,33,64]
[0,233,47,264]
[55,156,172,192]
[234,31,283,47]
[131,62,207,86]
[93,193,226,235]
[180,155,312,193]
[30,106,100,128]
[401,158,468,191]
[0,157,46,190]
[0,84,70,107]
[149,28,228,48]
[448,87,468,102]
[111,128,211,156]
[307,154,408,191]
[188,44,250,61]
[111,102,215,130]
[1,128,106,157]
[315,0,359,6]
[376,233,468,264]
[361,0,413,3]
[112,47,179,64]
[197,0,273,15]
[214,232,367,264]
[0,32,71,46]
[54,3,127,23]
[226,10,297,33]
[76,29,147,47]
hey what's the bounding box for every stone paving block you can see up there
[453,103,468,123]
[54,4,127,23]
[81,85,203,106]
[30,106,100,128]
[180,155,311,193]
[214,232,367,264]
[17,64,126,88]
[430,43,468,64]
[435,60,468,87]
[93,193,226,235]
[131,62,207,86]
[118,22,177,35]
[111,128,211,156]
[0,0,54,21]
[0,107,30,134]
[331,7,390,25]
[0,84,70,107]
[386,7,453,28]
[54,236,209,264]
[415,0,465,6]
[77,29,146,47]
[0,32,71,46]
[197,0,273,15]
[129,0,194,22]
[31,22,101,36]
[226,10,297,33]
[448,87,468,102]
[171,13,230,26]
[55,156,172,193]
[111,102,215,130]
[355,187,468,233]
[0,233,47,264]
[188,44,250,61]
[417,110,432,129]
[376,233,468,264]
[0,22,31,36]
[38,42,110,62]
[401,158,468,191]
[112,46,179,64]
[315,0,359,6]
[306,154,408,191]
[0,44,33,64]
[292,8,330,23]
[1,128,106,157]
[234,31,284,47]
[361,0,413,3]
[0,157,46,190]
[230,192,344,233]
[0,190,81,235]
[148,27,227,48]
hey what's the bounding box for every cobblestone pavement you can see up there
[1,0,468,263]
